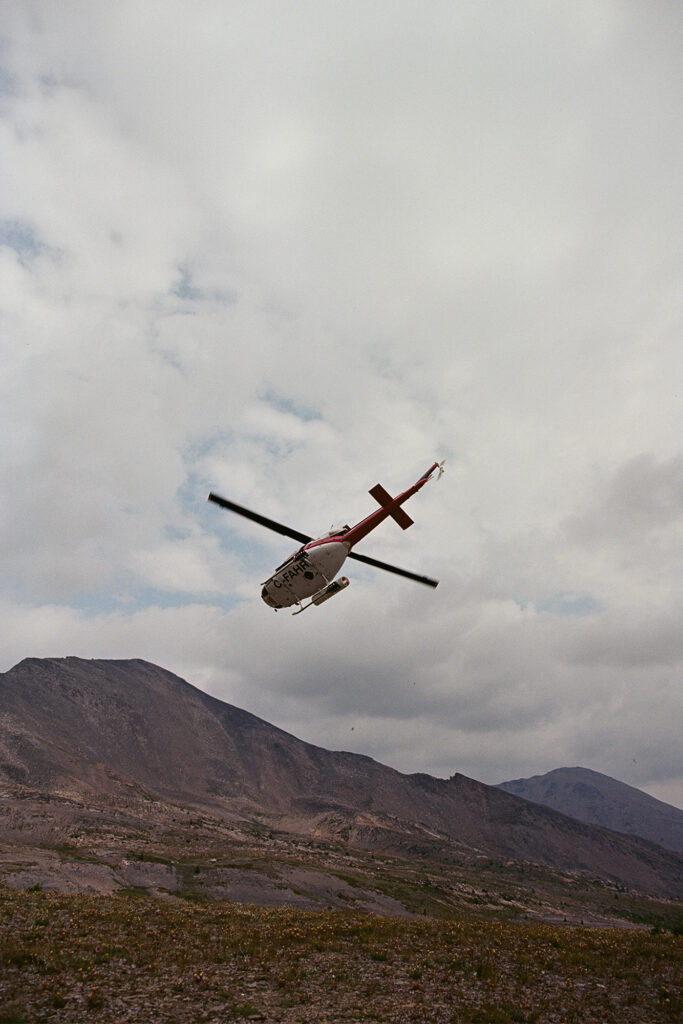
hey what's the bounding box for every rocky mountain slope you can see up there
[497,767,683,854]
[1,657,682,899]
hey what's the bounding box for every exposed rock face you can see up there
[1,657,682,898]
[497,766,683,854]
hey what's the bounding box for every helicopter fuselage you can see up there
[261,537,348,609]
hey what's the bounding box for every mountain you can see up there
[497,767,683,854]
[1,657,682,899]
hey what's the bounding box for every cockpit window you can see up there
[316,525,351,540]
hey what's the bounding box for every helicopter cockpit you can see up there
[314,524,351,541]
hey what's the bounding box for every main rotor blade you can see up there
[347,550,439,588]
[207,493,313,545]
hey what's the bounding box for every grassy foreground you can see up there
[1,888,681,1023]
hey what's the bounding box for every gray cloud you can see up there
[1,1,681,809]
[566,451,683,546]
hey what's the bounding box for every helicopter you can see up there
[208,460,444,614]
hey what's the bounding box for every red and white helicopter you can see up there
[208,460,444,614]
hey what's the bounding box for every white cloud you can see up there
[1,1,682,810]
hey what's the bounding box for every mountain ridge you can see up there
[1,656,682,900]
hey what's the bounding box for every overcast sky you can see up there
[2,1,681,808]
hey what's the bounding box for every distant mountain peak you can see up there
[497,767,683,853]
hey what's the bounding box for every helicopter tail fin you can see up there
[369,483,414,530]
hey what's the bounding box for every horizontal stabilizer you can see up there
[369,483,414,530]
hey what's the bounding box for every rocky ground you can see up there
[1,783,682,1023]
[1,782,682,931]
[2,888,681,1024]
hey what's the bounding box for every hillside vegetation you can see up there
[1,888,681,1024]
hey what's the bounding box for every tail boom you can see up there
[342,461,441,549]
